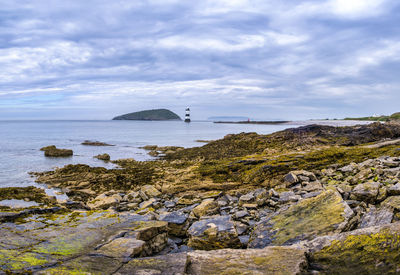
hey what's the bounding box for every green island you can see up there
[1,121,400,273]
[112,108,182,121]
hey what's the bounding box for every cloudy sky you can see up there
[1,0,400,120]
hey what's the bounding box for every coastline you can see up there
[1,121,400,273]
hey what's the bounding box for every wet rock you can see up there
[94,153,110,161]
[187,246,308,274]
[42,146,73,157]
[188,215,241,250]
[249,190,354,248]
[359,206,393,228]
[349,182,380,204]
[159,211,189,237]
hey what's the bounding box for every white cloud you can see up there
[157,35,265,52]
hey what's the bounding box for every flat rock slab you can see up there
[187,246,308,275]
[249,190,354,247]
[0,210,168,274]
[304,222,400,274]
[115,253,188,275]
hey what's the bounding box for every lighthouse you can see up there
[184,107,191,123]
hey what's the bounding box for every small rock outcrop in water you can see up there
[112,108,182,121]
[82,140,114,146]
[94,153,111,161]
[40,145,73,157]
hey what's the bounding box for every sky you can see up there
[0,0,400,120]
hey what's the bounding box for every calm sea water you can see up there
[0,120,370,192]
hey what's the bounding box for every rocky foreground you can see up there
[1,122,400,274]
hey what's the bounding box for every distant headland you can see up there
[344,112,400,122]
[112,109,182,121]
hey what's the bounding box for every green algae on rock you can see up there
[0,186,56,207]
[307,222,400,274]
[249,190,354,247]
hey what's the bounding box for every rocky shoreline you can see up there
[1,122,400,274]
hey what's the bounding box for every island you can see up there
[112,108,182,121]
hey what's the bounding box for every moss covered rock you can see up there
[307,222,400,274]
[249,190,354,247]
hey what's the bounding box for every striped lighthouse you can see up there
[184,107,191,123]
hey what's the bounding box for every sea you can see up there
[0,120,371,203]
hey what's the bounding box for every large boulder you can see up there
[249,190,354,248]
[187,246,308,275]
[187,215,241,250]
[305,222,400,274]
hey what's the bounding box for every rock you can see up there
[94,153,110,161]
[97,237,145,258]
[278,191,301,203]
[302,181,323,192]
[249,190,354,248]
[159,211,189,237]
[305,222,400,274]
[349,182,380,204]
[42,146,73,157]
[82,140,114,146]
[164,200,176,208]
[187,215,241,250]
[381,196,400,211]
[238,192,255,206]
[388,183,400,195]
[235,222,248,235]
[139,198,157,209]
[283,172,299,186]
[140,185,162,198]
[0,210,168,273]
[234,210,249,219]
[187,246,308,274]
[87,193,122,209]
[116,253,188,275]
[238,235,250,246]
[192,199,218,218]
[359,206,393,228]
